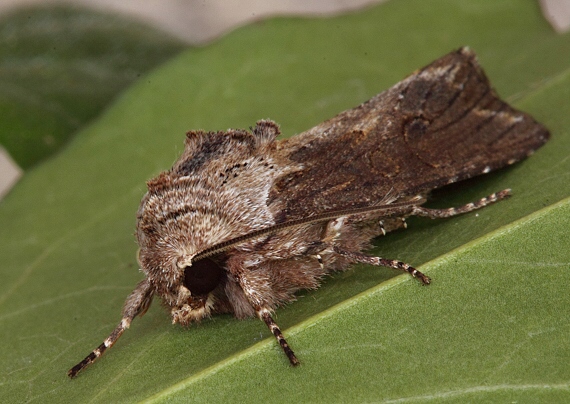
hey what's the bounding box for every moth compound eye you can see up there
[183,258,223,296]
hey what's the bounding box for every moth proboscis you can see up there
[68,47,549,378]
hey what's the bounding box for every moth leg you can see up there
[378,221,387,236]
[258,308,300,366]
[228,262,299,365]
[412,189,511,219]
[333,246,431,285]
[67,278,154,378]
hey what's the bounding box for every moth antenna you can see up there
[193,198,425,261]
[68,279,153,378]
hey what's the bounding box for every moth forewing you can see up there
[68,47,549,378]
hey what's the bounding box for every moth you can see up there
[68,47,549,378]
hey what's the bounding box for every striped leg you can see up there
[228,255,300,366]
[333,246,431,285]
[331,190,512,285]
[412,189,511,219]
[68,278,153,378]
[258,308,299,366]
[67,319,129,378]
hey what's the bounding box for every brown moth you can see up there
[68,47,549,378]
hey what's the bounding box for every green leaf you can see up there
[0,6,185,169]
[150,198,570,403]
[1,0,568,402]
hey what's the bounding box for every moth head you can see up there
[135,181,234,325]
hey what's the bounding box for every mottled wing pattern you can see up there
[270,47,549,222]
